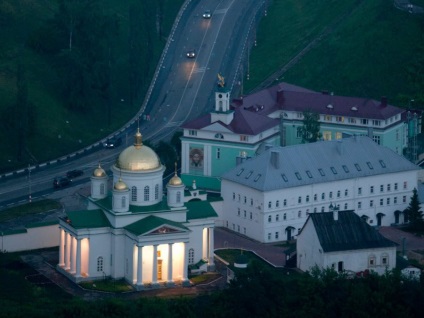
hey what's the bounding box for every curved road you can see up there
[0,0,267,210]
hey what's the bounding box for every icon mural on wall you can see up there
[189,147,204,171]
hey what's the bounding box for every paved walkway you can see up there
[214,227,288,267]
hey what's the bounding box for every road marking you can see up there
[193,66,206,74]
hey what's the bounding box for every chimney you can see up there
[333,206,339,221]
[381,96,387,107]
[270,151,280,169]
[337,140,344,155]
[277,89,284,104]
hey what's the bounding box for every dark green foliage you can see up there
[405,188,424,230]
[300,110,321,143]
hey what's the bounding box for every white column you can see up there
[75,238,81,277]
[65,233,70,270]
[182,242,188,281]
[208,228,215,266]
[137,245,143,286]
[167,243,173,283]
[59,229,65,267]
[152,245,158,284]
[70,236,75,274]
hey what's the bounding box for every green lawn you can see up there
[0,199,61,223]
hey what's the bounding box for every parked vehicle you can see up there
[66,169,84,179]
[53,177,71,189]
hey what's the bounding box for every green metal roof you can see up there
[66,209,111,229]
[125,215,188,236]
[186,200,218,220]
[181,174,221,191]
[91,196,172,214]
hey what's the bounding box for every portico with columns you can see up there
[57,130,218,289]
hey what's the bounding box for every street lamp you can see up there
[28,164,32,203]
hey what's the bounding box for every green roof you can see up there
[181,175,221,191]
[186,200,218,220]
[91,196,172,214]
[125,215,188,236]
[66,209,111,229]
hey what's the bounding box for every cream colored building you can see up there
[57,130,217,289]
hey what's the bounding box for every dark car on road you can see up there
[104,137,122,149]
[53,177,71,189]
[66,169,84,179]
[186,49,196,58]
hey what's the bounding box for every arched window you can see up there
[121,196,126,208]
[176,191,181,203]
[144,186,150,201]
[188,248,194,265]
[131,186,137,201]
[97,257,103,272]
[100,183,105,195]
[155,184,159,200]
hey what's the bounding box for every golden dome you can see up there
[116,129,161,171]
[169,174,183,186]
[93,163,106,177]
[168,163,182,186]
[114,178,128,191]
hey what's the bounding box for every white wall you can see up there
[0,224,59,253]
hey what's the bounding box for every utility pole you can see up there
[28,164,32,203]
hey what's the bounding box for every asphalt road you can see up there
[0,0,268,210]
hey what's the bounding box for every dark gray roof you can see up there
[307,210,397,252]
[222,136,419,191]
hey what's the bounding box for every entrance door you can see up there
[286,228,292,241]
[157,260,162,280]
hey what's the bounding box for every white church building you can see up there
[57,129,217,289]
[220,136,420,243]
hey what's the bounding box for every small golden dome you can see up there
[116,129,160,171]
[93,163,106,177]
[169,174,183,186]
[114,178,128,191]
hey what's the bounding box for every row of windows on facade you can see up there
[227,221,302,241]
[235,195,408,223]
[96,248,197,273]
[130,185,160,201]
[294,112,400,127]
[188,130,250,142]
[116,191,182,209]
[233,182,407,209]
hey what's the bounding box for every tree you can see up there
[406,188,424,230]
[300,110,321,143]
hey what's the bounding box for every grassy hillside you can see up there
[247,0,424,106]
[0,0,184,173]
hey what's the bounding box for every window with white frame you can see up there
[370,200,374,207]
[373,136,381,145]
[358,187,362,195]
[275,232,279,239]
[344,203,348,209]
[283,213,287,220]
[403,181,407,189]
[189,130,197,136]
[358,201,362,209]
[240,135,249,141]
[381,254,389,266]
[97,257,104,272]
[368,255,376,267]
[268,215,271,222]
[323,131,332,141]
[155,184,159,200]
[132,186,137,201]
[268,201,272,208]
[298,196,302,204]
[283,199,287,206]
[188,249,194,264]
[403,196,406,203]
[387,184,391,192]
[380,199,384,206]
[276,214,279,222]
[387,198,390,205]
[370,186,374,193]
[276,200,280,207]
[380,185,384,192]
[306,195,310,202]
[394,197,397,204]
[345,189,348,197]
[144,186,150,201]
[394,183,398,191]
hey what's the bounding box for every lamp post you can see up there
[28,164,32,203]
